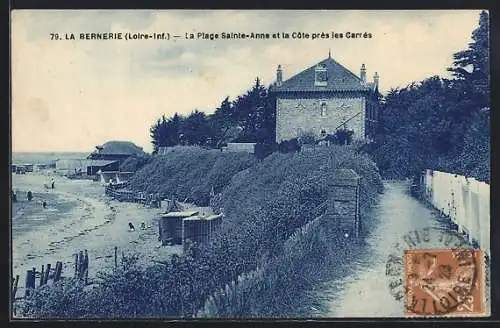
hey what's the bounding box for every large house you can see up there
[87,141,145,165]
[272,53,380,143]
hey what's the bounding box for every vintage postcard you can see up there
[10,10,490,319]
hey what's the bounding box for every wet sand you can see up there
[11,172,185,300]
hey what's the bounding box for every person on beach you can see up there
[27,190,33,201]
[51,178,55,189]
[140,221,146,230]
[11,190,17,203]
[128,222,136,231]
[42,201,47,209]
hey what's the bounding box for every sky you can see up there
[11,10,484,153]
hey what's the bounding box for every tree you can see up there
[180,110,213,146]
[367,12,490,181]
[447,10,489,108]
[150,113,184,152]
[210,97,237,147]
[150,115,169,153]
[232,78,270,142]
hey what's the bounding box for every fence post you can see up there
[25,270,35,297]
[40,265,45,286]
[84,250,89,285]
[78,251,84,279]
[12,275,19,300]
[44,264,51,285]
[74,253,78,278]
[114,246,118,269]
[54,261,62,282]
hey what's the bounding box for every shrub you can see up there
[254,141,277,160]
[23,145,383,318]
[127,146,257,206]
[298,133,316,146]
[277,138,300,153]
[327,129,354,145]
[119,154,152,172]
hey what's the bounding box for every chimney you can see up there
[360,64,366,83]
[276,64,283,86]
[373,72,380,89]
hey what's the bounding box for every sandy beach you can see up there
[11,171,190,299]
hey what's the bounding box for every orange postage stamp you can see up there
[403,248,485,317]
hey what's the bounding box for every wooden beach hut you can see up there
[158,211,199,246]
[86,160,119,176]
[182,214,223,249]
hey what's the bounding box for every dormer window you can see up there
[315,64,328,86]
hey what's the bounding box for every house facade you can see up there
[272,54,380,143]
[87,141,144,165]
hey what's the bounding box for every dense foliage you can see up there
[22,146,382,318]
[127,146,258,206]
[150,78,276,153]
[118,154,152,172]
[368,11,489,183]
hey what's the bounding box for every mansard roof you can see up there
[273,57,372,93]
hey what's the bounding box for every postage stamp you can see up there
[403,248,485,317]
[385,227,489,317]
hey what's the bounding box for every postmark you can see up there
[385,227,487,317]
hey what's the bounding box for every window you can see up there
[315,64,328,86]
[320,102,327,117]
[296,100,306,110]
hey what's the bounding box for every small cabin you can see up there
[182,214,223,249]
[158,211,199,246]
[86,160,119,176]
[23,164,34,172]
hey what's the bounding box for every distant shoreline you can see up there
[11,152,89,166]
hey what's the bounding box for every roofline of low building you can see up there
[269,87,376,95]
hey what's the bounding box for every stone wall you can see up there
[276,93,366,143]
[325,169,361,238]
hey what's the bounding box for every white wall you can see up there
[226,143,256,153]
[424,170,490,257]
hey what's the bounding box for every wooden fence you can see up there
[421,170,490,257]
[12,249,90,316]
[105,183,161,207]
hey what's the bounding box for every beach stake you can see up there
[12,275,19,300]
[78,251,84,279]
[54,262,62,282]
[40,265,45,286]
[74,253,78,278]
[84,250,89,285]
[114,246,118,269]
[32,267,37,287]
[44,264,51,284]
[25,270,35,297]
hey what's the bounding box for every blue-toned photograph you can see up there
[10,9,490,319]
